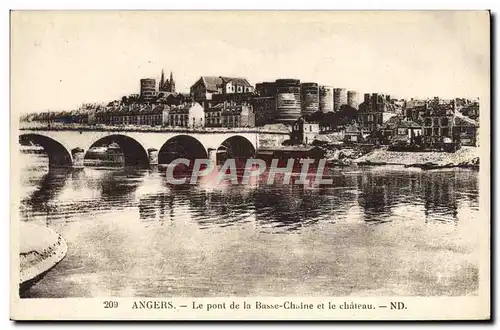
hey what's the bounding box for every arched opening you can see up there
[84,134,149,167]
[158,135,207,164]
[216,135,256,166]
[19,134,72,167]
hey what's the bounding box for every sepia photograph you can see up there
[9,10,490,320]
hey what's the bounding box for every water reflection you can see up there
[19,152,480,297]
[126,168,480,232]
[21,162,479,232]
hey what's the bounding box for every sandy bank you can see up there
[353,146,480,167]
[19,221,68,290]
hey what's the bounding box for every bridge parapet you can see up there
[19,123,290,135]
[19,124,290,169]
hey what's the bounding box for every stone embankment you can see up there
[19,221,68,293]
[352,146,480,169]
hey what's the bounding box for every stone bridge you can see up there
[18,124,290,168]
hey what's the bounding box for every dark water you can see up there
[19,153,480,297]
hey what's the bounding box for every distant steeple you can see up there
[169,71,175,93]
[160,69,165,91]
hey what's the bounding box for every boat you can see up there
[404,162,455,170]
[357,160,388,166]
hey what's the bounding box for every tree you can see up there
[335,105,358,127]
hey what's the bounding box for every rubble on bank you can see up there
[352,146,480,169]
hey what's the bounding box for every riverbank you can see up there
[19,221,68,294]
[352,146,480,169]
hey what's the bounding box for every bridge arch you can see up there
[216,135,256,165]
[85,134,149,167]
[19,133,73,167]
[158,135,208,164]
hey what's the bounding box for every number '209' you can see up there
[103,301,118,308]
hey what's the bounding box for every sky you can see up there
[11,11,490,113]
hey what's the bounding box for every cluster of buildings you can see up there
[21,68,480,149]
[341,96,480,148]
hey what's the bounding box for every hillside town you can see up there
[21,69,480,156]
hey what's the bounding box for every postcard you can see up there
[10,10,490,320]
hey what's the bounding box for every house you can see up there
[404,99,427,124]
[290,117,320,145]
[221,102,255,128]
[190,76,254,102]
[454,112,479,146]
[422,98,455,147]
[205,103,223,127]
[357,93,399,132]
[167,102,205,128]
[94,104,167,126]
[379,116,422,145]
[459,101,480,121]
[344,122,369,143]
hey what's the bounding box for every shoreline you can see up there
[346,146,480,170]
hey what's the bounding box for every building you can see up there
[454,113,479,146]
[404,99,427,124]
[459,100,480,121]
[205,103,223,127]
[344,122,368,143]
[255,82,277,96]
[253,95,277,126]
[156,92,192,106]
[422,98,455,147]
[140,78,157,102]
[290,117,320,145]
[166,102,205,128]
[94,104,167,126]
[357,93,399,132]
[380,116,422,146]
[190,76,254,102]
[220,101,255,128]
[159,70,176,93]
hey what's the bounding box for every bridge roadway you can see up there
[18,124,290,168]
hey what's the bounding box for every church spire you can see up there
[169,71,175,93]
[160,69,165,91]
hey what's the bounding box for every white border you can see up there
[3,1,498,328]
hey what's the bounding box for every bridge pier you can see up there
[207,148,217,166]
[147,148,159,166]
[71,147,85,169]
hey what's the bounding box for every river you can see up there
[19,153,480,297]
